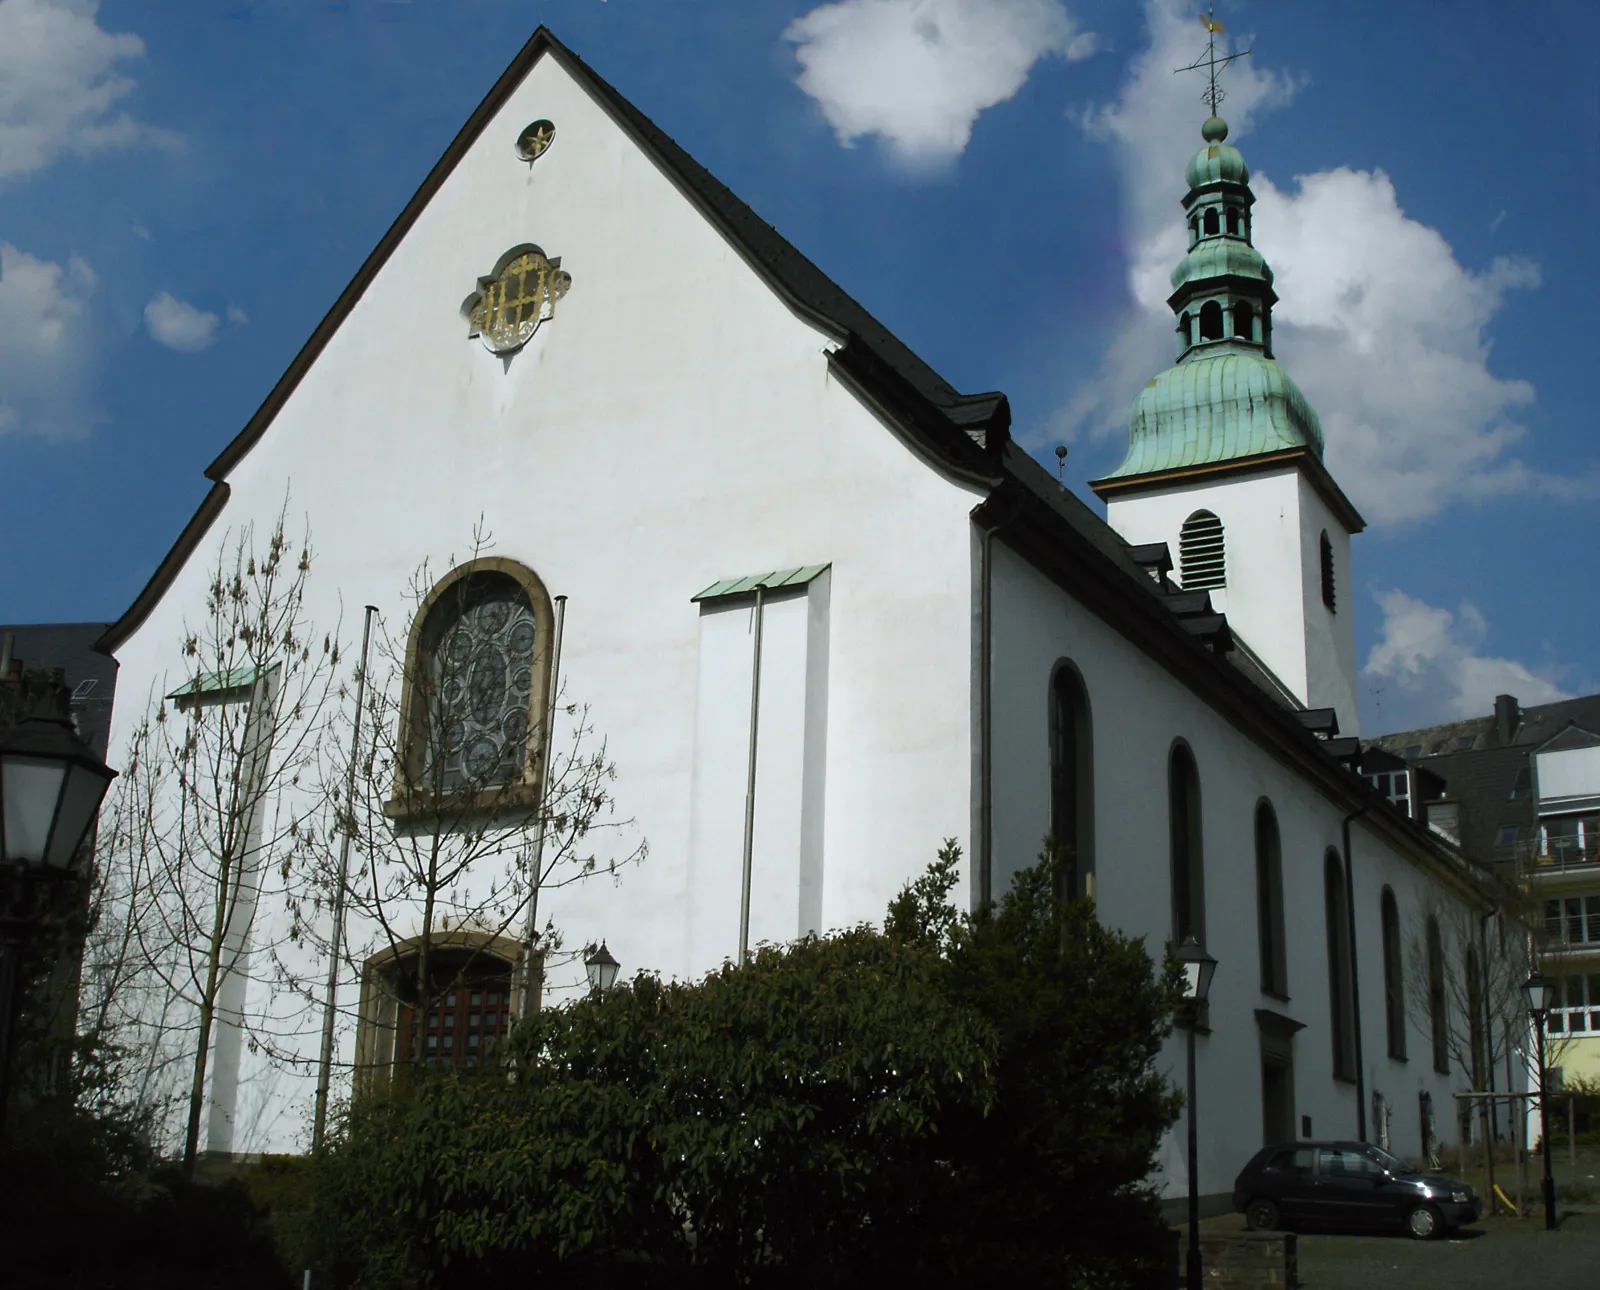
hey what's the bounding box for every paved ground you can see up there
[1202,1207,1600,1289]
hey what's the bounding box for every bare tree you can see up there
[279,528,645,1116]
[95,510,340,1175]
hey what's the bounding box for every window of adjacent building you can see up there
[1381,888,1406,1060]
[1509,766,1531,800]
[1179,511,1226,590]
[1366,770,1411,818]
[1497,824,1521,848]
[1540,813,1599,862]
[1427,916,1449,1074]
[1543,894,1600,947]
[397,560,554,805]
[1048,663,1094,901]
[1401,744,1422,761]
[1325,851,1356,1081]
[1169,743,1205,945]
[1255,802,1287,997]
[1544,973,1600,1036]
[1319,530,1336,612]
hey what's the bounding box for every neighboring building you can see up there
[1371,694,1600,1087]
[97,27,1498,1206]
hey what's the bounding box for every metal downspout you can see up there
[519,594,567,1017]
[738,584,768,965]
[311,603,376,1152]
[977,491,1023,907]
[1343,803,1371,1141]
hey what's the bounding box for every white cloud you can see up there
[1363,588,1572,729]
[0,240,100,438]
[785,0,1091,169]
[1060,0,1588,525]
[0,0,179,181]
[226,302,248,327]
[144,291,219,352]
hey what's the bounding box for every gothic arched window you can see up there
[1169,742,1204,945]
[1199,300,1224,341]
[1048,662,1095,900]
[1381,887,1406,1059]
[1256,801,1286,997]
[1427,915,1450,1073]
[396,558,554,806]
[1325,850,1356,1080]
[1179,510,1226,590]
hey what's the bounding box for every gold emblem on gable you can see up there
[464,245,571,354]
[516,120,555,162]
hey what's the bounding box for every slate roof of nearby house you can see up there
[1,622,118,756]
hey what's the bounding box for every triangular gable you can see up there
[96,25,1007,657]
[1536,722,1600,754]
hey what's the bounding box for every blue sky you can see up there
[1,0,1595,733]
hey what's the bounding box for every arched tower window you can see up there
[1169,743,1204,944]
[1048,663,1095,901]
[1177,310,1192,351]
[397,558,555,806]
[1381,888,1406,1059]
[1179,510,1226,590]
[1225,207,1240,235]
[1203,208,1219,237]
[1320,531,1336,612]
[1198,300,1224,341]
[1427,915,1449,1073]
[1233,300,1254,341]
[1256,802,1286,997]
[1188,215,1198,248]
[1325,850,1356,1080]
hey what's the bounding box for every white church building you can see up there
[97,28,1497,1209]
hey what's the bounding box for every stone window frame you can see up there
[353,929,536,1094]
[385,556,555,820]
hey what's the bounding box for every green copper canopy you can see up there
[1098,115,1325,485]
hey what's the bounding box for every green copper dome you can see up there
[1105,353,1324,480]
[1170,239,1272,291]
[1096,113,1328,487]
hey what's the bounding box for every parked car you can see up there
[1232,1141,1480,1239]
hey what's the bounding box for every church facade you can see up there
[98,28,1498,1207]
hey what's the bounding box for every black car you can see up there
[1232,1141,1480,1239]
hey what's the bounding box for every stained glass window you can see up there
[420,574,537,792]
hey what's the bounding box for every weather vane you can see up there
[1175,7,1251,118]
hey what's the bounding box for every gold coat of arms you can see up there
[464,245,572,354]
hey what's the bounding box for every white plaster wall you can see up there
[104,52,979,1154]
[1294,474,1359,735]
[987,540,1478,1201]
[1104,465,1360,736]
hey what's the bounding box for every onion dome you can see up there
[1095,113,1330,485]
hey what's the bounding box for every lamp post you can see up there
[1176,935,1217,1290]
[1522,973,1558,1231]
[0,683,117,1148]
[584,941,620,994]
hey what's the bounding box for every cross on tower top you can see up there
[1174,7,1252,120]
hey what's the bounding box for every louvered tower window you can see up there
[1320,530,1336,611]
[1179,510,1226,590]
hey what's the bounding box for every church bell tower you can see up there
[1090,113,1364,734]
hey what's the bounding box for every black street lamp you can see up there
[1176,934,1217,1290]
[0,685,117,1147]
[1522,973,1558,1231]
[584,941,620,994]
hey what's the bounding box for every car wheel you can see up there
[1406,1203,1443,1240]
[1245,1197,1281,1231]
